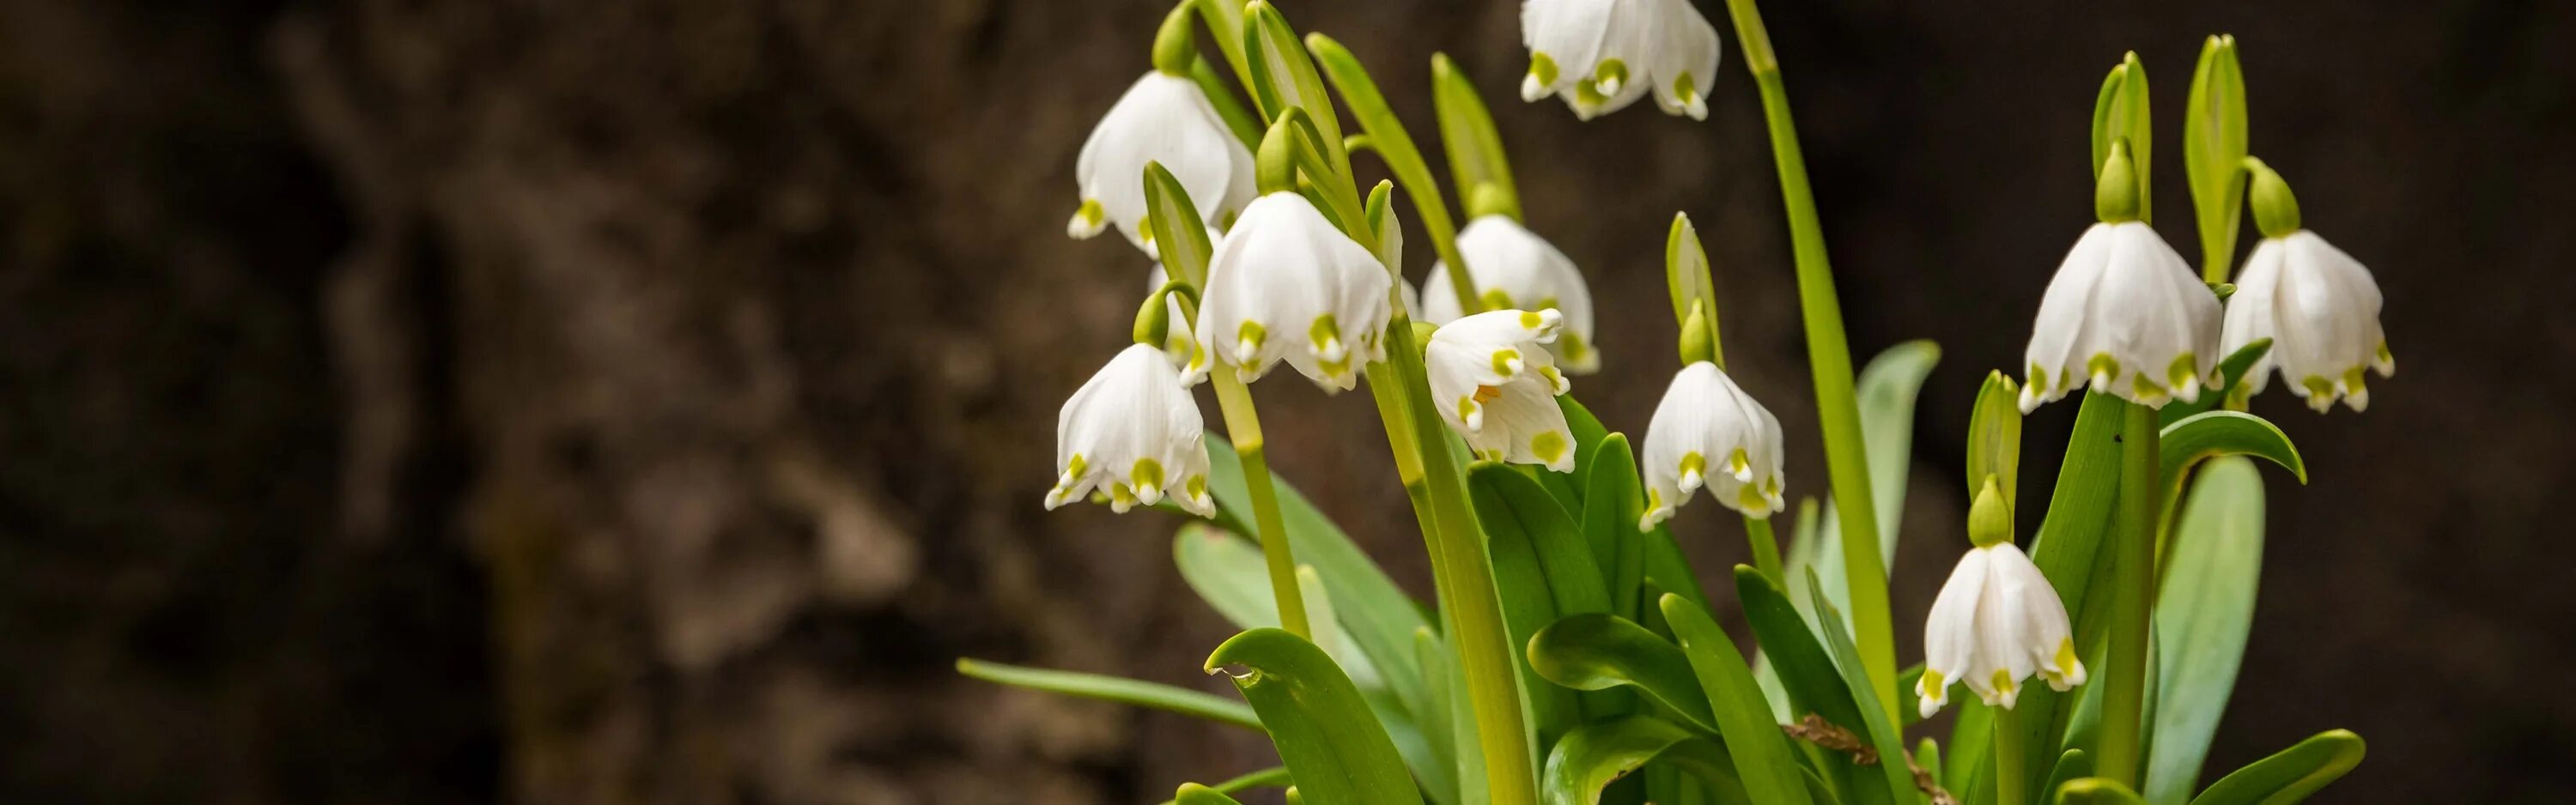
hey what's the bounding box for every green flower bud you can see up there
[1151,3,1197,76]
[2096,139,2142,223]
[2245,156,2303,238]
[1967,475,2014,548]
[1678,300,1716,366]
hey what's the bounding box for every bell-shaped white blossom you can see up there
[2221,230,2392,413]
[1197,193,1394,392]
[1519,0,1722,121]
[1917,542,2085,717]
[1427,309,1577,471]
[2020,221,2222,413]
[1639,361,1786,529]
[1421,215,1602,373]
[1069,73,1256,253]
[1045,343,1214,517]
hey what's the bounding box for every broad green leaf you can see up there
[2184,35,2249,281]
[1561,396,1611,482]
[1525,614,1718,735]
[1415,628,1467,805]
[1431,52,1521,221]
[956,658,1260,731]
[1540,716,1747,805]
[2044,749,2095,803]
[1474,462,1613,745]
[2155,411,2304,565]
[1812,340,1941,614]
[2059,778,2148,805]
[1659,594,1814,805]
[2186,729,2363,805]
[1162,767,1292,805]
[1733,567,1894,805]
[1175,782,1249,805]
[1583,434,1648,622]
[1145,163,1222,288]
[2160,339,2272,423]
[1799,571,1918,805]
[2143,458,2264,804]
[1206,629,1425,805]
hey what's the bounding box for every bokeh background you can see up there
[2,0,2570,802]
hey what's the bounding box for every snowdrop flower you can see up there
[1917,487,2085,718]
[1639,361,1786,529]
[1519,0,1723,120]
[1197,192,1394,392]
[1421,215,1602,373]
[1068,72,1255,254]
[1427,309,1577,471]
[1045,343,1214,517]
[2019,221,2222,413]
[2221,166,2392,413]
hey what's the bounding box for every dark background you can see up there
[0,0,2568,802]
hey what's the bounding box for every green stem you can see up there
[2099,399,2161,784]
[1210,369,1310,639]
[1996,703,2028,805]
[1744,517,1783,584]
[1716,0,1899,727]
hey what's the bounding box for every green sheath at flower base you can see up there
[1135,287,1176,348]
[1966,371,2022,509]
[1967,475,2013,548]
[2097,140,2142,223]
[2245,156,2302,238]
[1677,300,1716,366]
[1152,2,1198,76]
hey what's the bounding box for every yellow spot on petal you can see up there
[1532,431,1568,464]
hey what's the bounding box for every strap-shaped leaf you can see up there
[2160,339,2273,423]
[1582,433,1647,622]
[2142,459,2264,804]
[1430,53,1520,221]
[1659,594,1814,805]
[1735,566,1892,804]
[1810,340,1941,613]
[2155,411,2304,566]
[1541,716,1746,805]
[2043,749,2095,803]
[2185,729,2363,805]
[1309,33,1479,312]
[1475,463,1610,746]
[1175,783,1249,805]
[2059,778,2148,805]
[1206,628,1426,805]
[1526,614,1717,735]
[1797,572,1920,804]
[957,658,1261,731]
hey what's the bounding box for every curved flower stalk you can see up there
[1146,262,1215,384]
[1426,309,1577,470]
[1519,0,1722,120]
[1069,72,1256,253]
[2020,145,2222,413]
[1197,192,1393,392]
[1421,215,1602,373]
[2221,161,2391,412]
[1639,360,1787,529]
[1045,343,1216,517]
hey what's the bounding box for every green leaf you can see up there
[1658,594,1814,805]
[1540,716,1747,805]
[2156,411,2304,560]
[956,658,1261,731]
[1188,0,1253,91]
[1206,629,1426,805]
[1812,340,1941,614]
[1191,57,1264,150]
[2090,53,2153,221]
[1415,627,1467,805]
[1798,571,1918,805]
[1474,462,1613,745]
[1175,782,1250,805]
[1242,3,1344,173]
[2058,778,2148,805]
[1732,566,1893,805]
[1561,396,1611,481]
[2184,35,2249,281]
[1583,434,1648,622]
[1163,767,1292,805]
[1430,52,1521,221]
[2186,729,2364,805]
[2044,749,2095,803]
[2160,339,2273,423]
[1525,614,1717,735]
[2142,458,2264,804]
[1145,163,1222,287]
[1978,390,2126,798]
[1665,213,1717,341]
[1967,370,2025,509]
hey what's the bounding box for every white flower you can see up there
[1045,343,1215,517]
[2020,221,2223,413]
[1639,361,1786,528]
[1069,72,1256,254]
[1519,0,1723,121]
[1917,542,2084,717]
[1197,193,1394,392]
[2221,230,2392,413]
[1427,309,1578,471]
[1421,215,1602,373]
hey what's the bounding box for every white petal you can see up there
[1921,548,1989,716]
[2023,223,2116,411]
[1521,0,1617,100]
[1075,73,1254,255]
[1051,344,1206,516]
[1647,0,1722,120]
[2221,238,2286,397]
[1200,193,1391,392]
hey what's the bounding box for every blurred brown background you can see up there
[1,0,2570,802]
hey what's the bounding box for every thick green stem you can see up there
[1211,375,1310,639]
[1744,517,1783,584]
[1996,703,2029,805]
[1716,0,1899,727]
[2099,400,2161,784]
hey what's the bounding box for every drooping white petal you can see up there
[1522,0,1716,120]
[1197,193,1393,392]
[2021,221,2219,411]
[1919,547,1989,718]
[1047,344,1214,516]
[1638,360,1787,529]
[2221,239,2286,398]
[2022,223,2115,411]
[1424,215,1602,373]
[1073,73,1257,255]
[1917,542,2081,717]
[1647,0,1722,120]
[1428,310,1576,471]
[2229,231,2388,413]
[1520,0,1616,101]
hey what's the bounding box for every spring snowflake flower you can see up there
[1045,343,1215,517]
[1519,0,1723,120]
[1420,215,1602,373]
[2222,231,2391,413]
[1917,541,2085,717]
[1068,72,1255,254]
[2020,221,2222,412]
[1197,192,1393,392]
[1427,309,1577,471]
[1639,361,1786,529]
